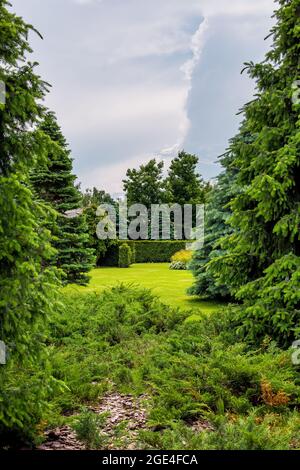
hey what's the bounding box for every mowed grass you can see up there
[63,263,225,314]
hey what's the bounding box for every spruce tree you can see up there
[212,0,300,346]
[31,112,95,285]
[189,133,252,299]
[188,153,236,299]
[0,0,60,440]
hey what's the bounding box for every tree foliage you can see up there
[165,151,210,206]
[210,0,300,345]
[123,159,165,207]
[82,187,114,208]
[0,0,60,441]
[31,112,95,285]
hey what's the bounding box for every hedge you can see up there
[119,243,132,268]
[99,244,119,267]
[99,240,189,265]
[129,241,189,263]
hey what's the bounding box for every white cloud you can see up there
[11,0,276,191]
[198,0,275,17]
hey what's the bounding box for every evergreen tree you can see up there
[189,134,252,299]
[31,112,95,285]
[212,0,300,346]
[188,155,235,299]
[164,151,210,206]
[0,0,60,441]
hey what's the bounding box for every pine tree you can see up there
[31,112,95,285]
[212,0,300,346]
[0,0,60,440]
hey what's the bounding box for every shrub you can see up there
[118,243,132,268]
[171,250,193,264]
[170,250,192,269]
[169,261,187,270]
[72,409,109,449]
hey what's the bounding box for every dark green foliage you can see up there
[0,0,60,443]
[235,254,300,343]
[128,241,189,263]
[164,150,211,206]
[123,159,165,207]
[189,148,240,300]
[209,0,300,345]
[118,243,132,268]
[83,204,118,267]
[31,112,95,285]
[100,244,120,267]
[56,213,95,285]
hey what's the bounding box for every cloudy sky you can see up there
[12,0,276,194]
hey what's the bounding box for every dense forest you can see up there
[0,0,300,452]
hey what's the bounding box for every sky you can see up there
[12,0,276,194]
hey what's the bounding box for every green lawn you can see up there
[64,263,225,314]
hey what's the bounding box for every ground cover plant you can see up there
[42,286,300,450]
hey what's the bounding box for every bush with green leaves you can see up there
[119,243,132,268]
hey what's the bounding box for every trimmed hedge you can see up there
[119,243,132,268]
[128,241,188,263]
[99,241,190,266]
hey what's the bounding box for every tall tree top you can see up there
[31,111,81,212]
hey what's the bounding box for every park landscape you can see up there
[0,0,300,451]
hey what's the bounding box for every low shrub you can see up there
[72,409,109,449]
[171,250,193,264]
[170,250,193,270]
[169,261,187,270]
